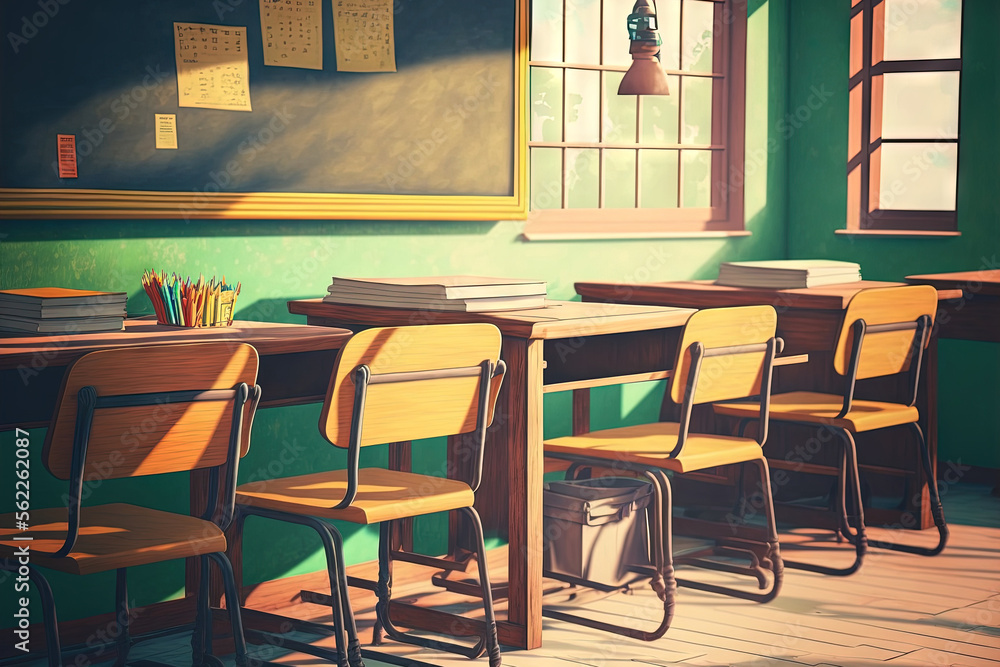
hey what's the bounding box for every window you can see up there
[524,0,747,240]
[846,0,963,233]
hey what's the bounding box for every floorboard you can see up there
[13,483,999,667]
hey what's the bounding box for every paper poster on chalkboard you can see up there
[260,0,323,70]
[332,0,396,73]
[174,23,252,111]
[0,0,527,221]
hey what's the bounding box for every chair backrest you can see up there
[832,285,937,379]
[320,324,503,449]
[43,342,259,481]
[670,305,778,406]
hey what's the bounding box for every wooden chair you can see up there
[543,306,783,640]
[0,342,262,667]
[714,285,948,575]
[234,324,506,667]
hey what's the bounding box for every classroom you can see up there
[1,0,999,666]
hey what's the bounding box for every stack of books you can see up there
[323,276,547,312]
[0,288,127,334]
[715,260,862,289]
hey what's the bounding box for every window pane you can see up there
[565,69,601,142]
[879,143,958,211]
[640,75,680,145]
[681,76,713,144]
[531,0,563,62]
[530,147,562,209]
[884,0,962,61]
[602,0,635,67]
[531,67,563,142]
[681,0,715,72]
[604,71,637,143]
[602,0,680,69]
[639,149,679,208]
[605,149,637,208]
[565,0,601,65]
[882,71,960,140]
[659,0,682,71]
[566,148,600,208]
[681,150,712,207]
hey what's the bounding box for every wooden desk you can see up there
[1,318,353,430]
[575,280,963,531]
[907,270,1000,343]
[907,270,1000,495]
[288,298,696,650]
[0,318,353,642]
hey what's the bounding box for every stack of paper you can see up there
[0,288,127,334]
[324,276,547,312]
[715,260,862,289]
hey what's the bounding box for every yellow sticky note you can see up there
[155,114,178,149]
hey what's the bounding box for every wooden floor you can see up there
[240,482,1000,667]
[27,483,998,666]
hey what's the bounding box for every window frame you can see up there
[846,0,963,234]
[523,0,748,240]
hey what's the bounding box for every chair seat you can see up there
[0,503,226,576]
[235,468,475,525]
[544,422,764,474]
[713,391,920,433]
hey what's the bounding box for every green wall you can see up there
[1,0,786,624]
[786,0,1000,468]
[4,0,997,632]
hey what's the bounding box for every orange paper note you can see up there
[57,134,77,178]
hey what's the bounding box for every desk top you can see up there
[288,299,695,339]
[906,270,1000,296]
[575,280,964,310]
[0,318,353,371]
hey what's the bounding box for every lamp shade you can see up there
[618,0,670,96]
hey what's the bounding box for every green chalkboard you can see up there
[0,0,527,219]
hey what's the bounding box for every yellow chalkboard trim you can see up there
[0,189,527,220]
[0,1,528,223]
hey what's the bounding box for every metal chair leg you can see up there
[1,560,62,667]
[675,459,783,602]
[785,429,866,576]
[374,509,504,662]
[206,552,251,667]
[192,555,224,667]
[112,568,131,667]
[234,506,354,667]
[865,422,948,556]
[646,468,678,632]
[461,506,502,667]
[835,446,855,540]
[542,467,675,641]
[318,520,364,667]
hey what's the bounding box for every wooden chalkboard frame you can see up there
[0,1,527,221]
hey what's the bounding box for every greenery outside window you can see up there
[524,0,748,240]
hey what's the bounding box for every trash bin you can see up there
[543,476,653,587]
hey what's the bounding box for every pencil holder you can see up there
[141,271,240,328]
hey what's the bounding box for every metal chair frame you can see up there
[735,313,948,576]
[2,381,266,667]
[544,335,784,640]
[236,358,506,667]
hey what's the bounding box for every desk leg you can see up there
[389,442,414,552]
[915,338,939,528]
[188,469,225,606]
[477,337,543,650]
